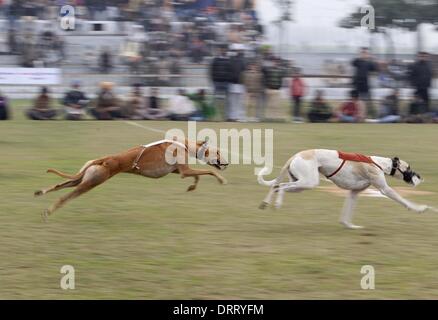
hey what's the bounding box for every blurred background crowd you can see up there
[0,0,437,123]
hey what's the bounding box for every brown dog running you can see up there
[35,139,228,221]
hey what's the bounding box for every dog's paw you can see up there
[259,201,268,210]
[340,221,363,230]
[41,210,49,222]
[429,206,438,213]
[34,190,43,197]
[415,205,429,213]
[274,203,282,210]
[219,178,227,185]
[186,185,196,192]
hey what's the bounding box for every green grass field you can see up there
[1,101,438,299]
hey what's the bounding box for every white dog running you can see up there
[258,149,431,229]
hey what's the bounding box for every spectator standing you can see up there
[243,63,263,121]
[210,46,231,120]
[261,55,284,120]
[290,70,306,123]
[307,90,333,123]
[26,87,57,120]
[99,47,112,74]
[228,45,246,121]
[63,80,88,120]
[0,1,5,19]
[0,90,10,120]
[337,90,365,123]
[7,28,18,54]
[351,47,378,117]
[409,51,433,113]
[189,37,207,63]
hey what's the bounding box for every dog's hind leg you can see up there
[35,179,81,197]
[259,186,277,209]
[274,180,316,209]
[259,165,291,210]
[339,190,362,229]
[42,165,111,221]
[274,158,320,209]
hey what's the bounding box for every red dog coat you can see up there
[326,151,382,178]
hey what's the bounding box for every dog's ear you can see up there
[197,138,209,160]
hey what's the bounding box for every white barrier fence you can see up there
[0,68,61,85]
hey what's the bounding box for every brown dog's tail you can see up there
[46,168,77,179]
[46,158,106,181]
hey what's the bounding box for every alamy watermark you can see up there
[163,121,274,175]
[360,5,375,30]
[60,5,75,31]
[60,265,75,290]
[360,265,375,290]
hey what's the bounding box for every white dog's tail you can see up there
[257,167,276,186]
[258,159,294,187]
[258,163,291,187]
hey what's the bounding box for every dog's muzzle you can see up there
[404,170,422,186]
[391,158,422,186]
[214,163,228,171]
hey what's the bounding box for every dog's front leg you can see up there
[380,186,429,213]
[371,175,429,213]
[340,190,362,229]
[187,176,199,192]
[178,165,227,185]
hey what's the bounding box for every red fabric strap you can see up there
[326,151,383,178]
[326,159,346,178]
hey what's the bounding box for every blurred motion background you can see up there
[0,0,437,122]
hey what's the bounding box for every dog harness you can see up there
[131,140,188,170]
[326,151,383,178]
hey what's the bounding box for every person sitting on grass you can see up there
[336,90,365,123]
[307,90,333,123]
[91,82,124,120]
[63,80,89,120]
[374,89,401,123]
[26,87,57,120]
[433,109,438,123]
[167,89,198,121]
[125,83,147,120]
[187,89,216,121]
[0,90,10,120]
[144,88,168,120]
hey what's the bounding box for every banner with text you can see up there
[0,68,61,85]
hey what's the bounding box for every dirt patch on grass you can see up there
[318,186,435,198]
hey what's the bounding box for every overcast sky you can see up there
[257,0,366,27]
[255,0,437,53]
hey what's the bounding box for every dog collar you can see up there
[390,157,399,176]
